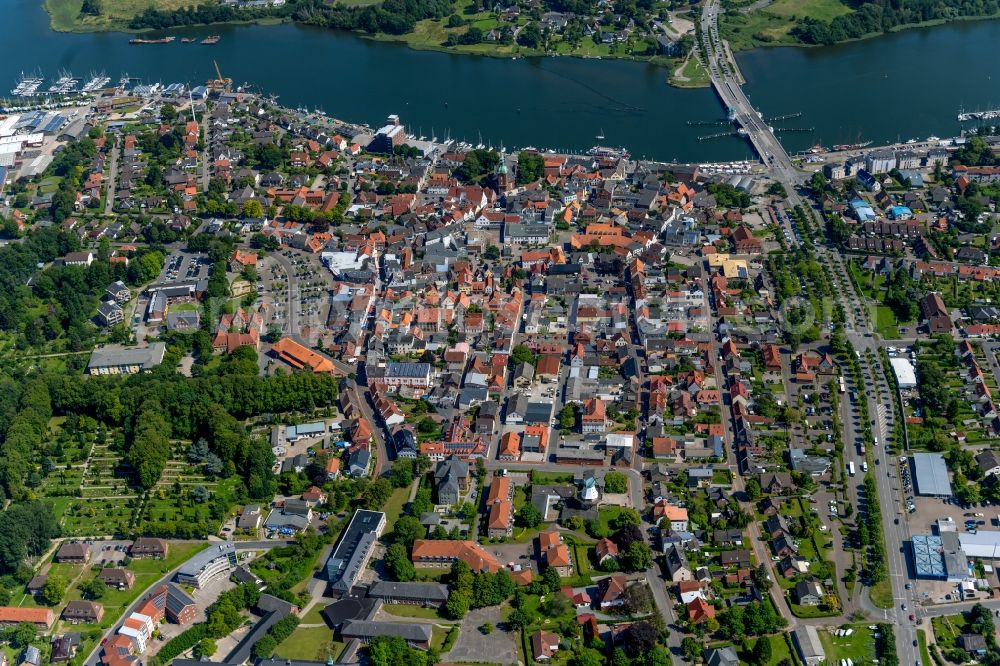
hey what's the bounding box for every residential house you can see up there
[538,531,573,577]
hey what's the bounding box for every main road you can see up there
[698,3,918,662]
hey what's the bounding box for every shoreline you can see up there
[39,1,1000,92]
[723,9,1000,52]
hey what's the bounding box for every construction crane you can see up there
[207,60,232,91]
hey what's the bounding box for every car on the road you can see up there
[909,614,916,622]
[901,603,907,611]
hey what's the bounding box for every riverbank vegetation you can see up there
[722,0,1000,50]
[45,0,691,73]
[45,0,198,32]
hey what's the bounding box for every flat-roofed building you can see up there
[87,343,166,375]
[913,452,953,496]
[175,542,238,589]
[325,510,386,595]
[890,357,917,389]
[959,530,1000,560]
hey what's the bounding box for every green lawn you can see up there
[917,629,932,666]
[817,624,876,664]
[743,635,792,666]
[382,486,411,540]
[274,626,345,662]
[788,602,838,618]
[169,302,200,312]
[129,541,210,575]
[414,567,450,581]
[300,603,329,626]
[530,471,574,485]
[875,306,900,339]
[673,56,711,88]
[766,0,852,21]
[931,614,963,651]
[869,578,893,609]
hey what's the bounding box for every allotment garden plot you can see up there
[39,418,231,537]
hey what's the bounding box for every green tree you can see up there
[390,459,415,488]
[41,573,67,605]
[193,638,217,659]
[507,608,530,630]
[517,503,542,529]
[752,637,773,664]
[391,515,424,548]
[620,541,653,572]
[80,578,107,600]
[516,151,545,184]
[542,565,561,591]
[385,543,415,582]
[604,471,628,494]
[510,344,536,366]
[242,199,265,219]
[444,589,471,619]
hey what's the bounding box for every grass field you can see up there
[875,305,900,339]
[530,471,574,485]
[381,486,411,540]
[818,624,876,664]
[721,0,852,50]
[917,629,932,666]
[274,626,345,662]
[766,0,852,21]
[869,578,894,609]
[744,635,792,666]
[671,56,711,88]
[130,541,210,575]
[45,0,195,32]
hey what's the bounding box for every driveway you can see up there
[443,607,517,665]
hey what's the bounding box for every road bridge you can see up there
[697,2,920,663]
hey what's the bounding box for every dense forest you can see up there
[791,0,1000,44]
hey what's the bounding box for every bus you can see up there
[838,376,846,394]
[847,461,856,476]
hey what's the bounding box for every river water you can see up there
[3,0,1000,161]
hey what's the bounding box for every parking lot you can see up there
[159,251,210,284]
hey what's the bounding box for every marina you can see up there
[957,108,1000,122]
[9,71,111,99]
[47,71,79,95]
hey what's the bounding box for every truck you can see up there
[847,461,856,476]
